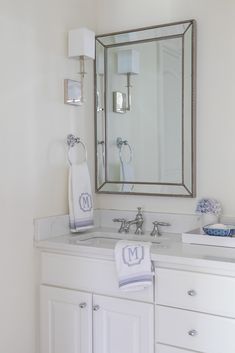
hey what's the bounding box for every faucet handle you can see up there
[113,218,126,223]
[151,221,171,237]
[112,218,126,233]
[153,221,171,227]
[134,207,144,235]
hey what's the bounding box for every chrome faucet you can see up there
[113,207,144,234]
[126,207,144,234]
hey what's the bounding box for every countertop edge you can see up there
[35,237,235,275]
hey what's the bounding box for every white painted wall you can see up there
[95,0,235,217]
[0,0,95,352]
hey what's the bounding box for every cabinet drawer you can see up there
[156,305,235,353]
[156,344,199,353]
[41,252,153,302]
[155,267,235,317]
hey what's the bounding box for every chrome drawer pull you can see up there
[188,330,198,337]
[187,289,197,296]
[93,305,100,311]
[79,302,87,309]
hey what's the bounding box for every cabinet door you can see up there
[40,285,92,353]
[93,294,154,353]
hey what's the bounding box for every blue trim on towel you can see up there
[70,219,94,230]
[119,274,153,288]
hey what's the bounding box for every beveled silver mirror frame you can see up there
[95,20,196,197]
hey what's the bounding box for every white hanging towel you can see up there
[114,240,153,291]
[69,162,94,232]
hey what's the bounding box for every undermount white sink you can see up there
[69,231,168,248]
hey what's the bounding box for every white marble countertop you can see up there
[35,227,235,274]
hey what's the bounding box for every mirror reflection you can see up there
[95,20,196,197]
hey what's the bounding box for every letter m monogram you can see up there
[122,245,144,266]
[79,193,92,212]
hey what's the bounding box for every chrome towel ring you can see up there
[116,137,133,164]
[67,134,87,166]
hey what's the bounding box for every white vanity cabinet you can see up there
[39,252,154,353]
[155,267,235,353]
[38,245,235,353]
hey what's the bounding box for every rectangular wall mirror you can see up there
[95,20,196,197]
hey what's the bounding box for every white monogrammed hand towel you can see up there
[69,162,94,232]
[114,240,153,291]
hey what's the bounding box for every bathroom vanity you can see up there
[36,227,235,353]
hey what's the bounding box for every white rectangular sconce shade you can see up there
[117,49,140,74]
[68,27,95,59]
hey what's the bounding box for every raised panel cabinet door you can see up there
[40,285,92,353]
[93,294,154,353]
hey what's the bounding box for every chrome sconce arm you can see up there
[78,55,86,104]
[126,73,132,111]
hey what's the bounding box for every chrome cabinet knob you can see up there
[188,329,198,337]
[93,305,100,311]
[187,289,197,296]
[79,302,87,309]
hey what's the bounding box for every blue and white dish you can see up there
[203,224,235,237]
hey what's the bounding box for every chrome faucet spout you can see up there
[124,207,144,234]
[124,219,137,233]
[134,207,144,234]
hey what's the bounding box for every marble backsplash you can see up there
[34,209,203,242]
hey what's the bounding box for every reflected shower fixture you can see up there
[67,27,95,105]
[113,49,139,113]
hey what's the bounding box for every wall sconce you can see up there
[113,49,139,113]
[67,27,95,105]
